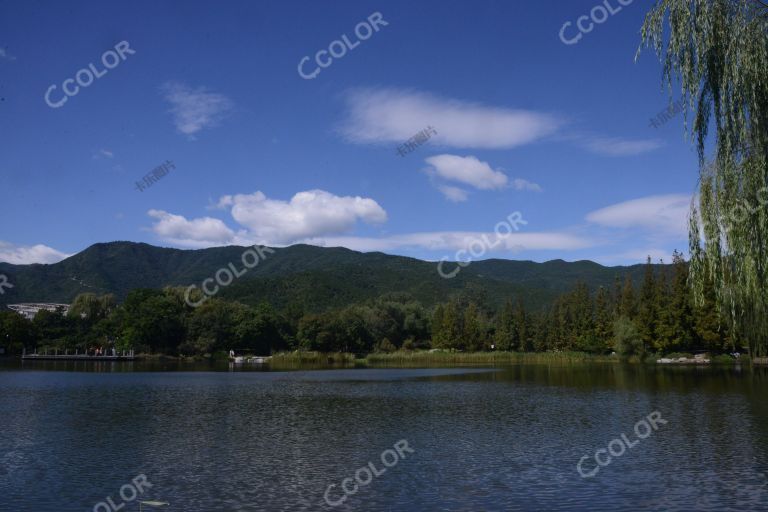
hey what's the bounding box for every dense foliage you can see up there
[640,0,768,355]
[0,254,732,358]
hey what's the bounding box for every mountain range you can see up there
[0,242,662,312]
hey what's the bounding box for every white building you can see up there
[7,303,70,320]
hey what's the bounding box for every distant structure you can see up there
[7,303,70,320]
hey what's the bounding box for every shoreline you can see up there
[43,350,748,368]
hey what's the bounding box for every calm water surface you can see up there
[1,360,768,511]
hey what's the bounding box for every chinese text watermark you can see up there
[396,126,437,157]
[135,160,175,192]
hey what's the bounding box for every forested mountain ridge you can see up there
[0,241,660,311]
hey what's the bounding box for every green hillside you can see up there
[0,241,659,312]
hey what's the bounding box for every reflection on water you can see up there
[1,362,767,511]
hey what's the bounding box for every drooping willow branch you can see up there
[639,0,768,355]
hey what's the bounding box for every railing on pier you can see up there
[21,347,136,361]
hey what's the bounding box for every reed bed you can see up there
[268,351,356,369]
[363,350,615,367]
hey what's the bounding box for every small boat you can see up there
[233,356,245,364]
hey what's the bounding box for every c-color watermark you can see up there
[298,12,388,80]
[723,186,768,232]
[45,41,135,108]
[559,0,634,45]
[0,274,13,295]
[92,474,153,512]
[184,244,274,307]
[324,439,415,507]
[577,411,667,478]
[437,212,527,279]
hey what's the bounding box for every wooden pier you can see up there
[21,348,136,361]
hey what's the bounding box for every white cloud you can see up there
[217,190,387,244]
[92,149,114,160]
[585,194,692,237]
[310,231,594,254]
[152,190,388,248]
[438,185,469,202]
[426,154,508,190]
[161,82,233,136]
[0,242,70,264]
[0,48,16,61]
[606,248,677,264]
[339,88,561,149]
[582,137,664,156]
[147,209,238,248]
[511,178,542,192]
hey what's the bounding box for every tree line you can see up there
[0,253,733,358]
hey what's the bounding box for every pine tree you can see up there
[666,251,696,352]
[514,299,529,351]
[654,260,672,352]
[637,257,658,352]
[494,300,517,351]
[594,286,613,353]
[462,302,485,351]
[694,260,731,353]
[619,275,636,319]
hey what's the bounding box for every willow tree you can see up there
[639,0,768,355]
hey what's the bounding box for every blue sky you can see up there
[0,0,698,266]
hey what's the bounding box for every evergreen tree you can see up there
[462,302,485,351]
[666,251,696,352]
[494,300,517,351]
[514,299,529,351]
[637,257,659,352]
[619,275,636,319]
[594,286,613,353]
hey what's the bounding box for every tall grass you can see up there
[364,350,614,367]
[268,351,356,369]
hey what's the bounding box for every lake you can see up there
[1,361,767,511]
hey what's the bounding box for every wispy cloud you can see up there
[310,231,594,254]
[160,82,233,137]
[426,154,508,190]
[424,154,541,201]
[600,248,679,265]
[0,47,16,61]
[585,193,692,237]
[511,178,542,192]
[0,241,70,264]
[438,185,469,203]
[581,137,664,156]
[145,188,696,265]
[338,87,661,160]
[92,149,114,160]
[339,87,562,149]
